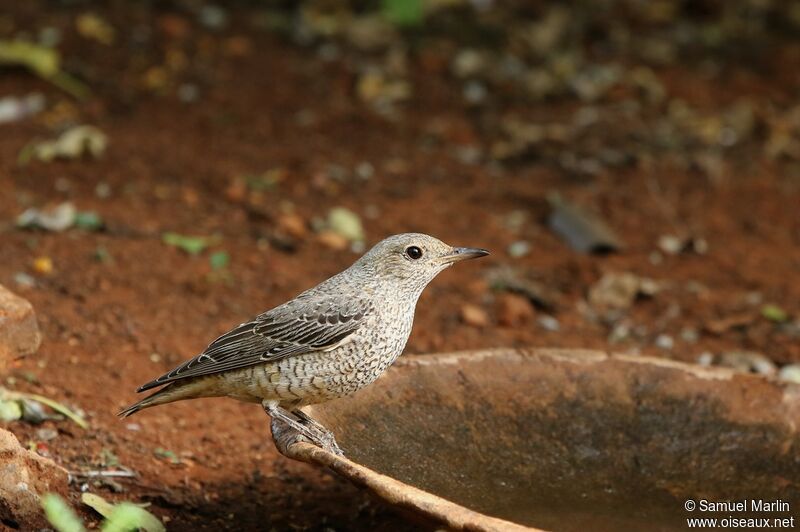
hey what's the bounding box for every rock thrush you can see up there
[120,233,488,453]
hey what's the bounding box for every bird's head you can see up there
[353,233,489,294]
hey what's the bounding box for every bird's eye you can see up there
[405,246,423,260]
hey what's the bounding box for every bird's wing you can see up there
[136,294,372,392]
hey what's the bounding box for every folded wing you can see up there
[137,294,371,392]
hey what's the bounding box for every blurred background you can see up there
[1,0,799,529]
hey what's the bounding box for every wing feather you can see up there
[136,295,371,392]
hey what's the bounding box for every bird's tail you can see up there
[118,380,208,418]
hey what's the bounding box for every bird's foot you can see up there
[264,402,343,456]
[292,409,343,456]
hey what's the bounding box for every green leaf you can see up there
[327,207,364,242]
[243,171,280,191]
[100,448,120,468]
[101,502,164,532]
[0,398,23,421]
[209,251,230,270]
[762,304,789,323]
[162,232,213,255]
[382,0,424,27]
[154,447,180,464]
[94,246,112,263]
[42,493,86,532]
[0,40,60,77]
[0,41,90,99]
[16,392,87,428]
[0,388,87,428]
[81,493,115,519]
[75,211,104,230]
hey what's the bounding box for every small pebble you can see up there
[38,26,62,47]
[658,235,683,255]
[95,182,112,198]
[36,428,59,441]
[680,327,699,343]
[20,399,47,424]
[507,241,531,258]
[504,210,527,231]
[496,293,534,327]
[355,162,374,180]
[460,304,489,328]
[778,365,800,384]
[537,315,560,331]
[608,323,631,343]
[278,213,308,240]
[454,145,482,165]
[744,291,764,306]
[13,272,36,288]
[463,80,488,105]
[451,49,487,78]
[199,5,228,30]
[316,231,349,251]
[178,83,200,103]
[655,334,674,350]
[649,251,663,265]
[718,351,776,375]
[781,321,800,338]
[693,238,708,254]
[697,352,714,366]
[317,43,340,62]
[55,178,72,192]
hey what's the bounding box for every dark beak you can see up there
[441,247,490,264]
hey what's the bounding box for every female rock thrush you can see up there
[120,233,488,454]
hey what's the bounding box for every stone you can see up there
[654,334,674,351]
[718,351,776,376]
[460,304,489,328]
[0,285,42,372]
[588,272,658,311]
[778,364,800,384]
[315,230,349,251]
[0,428,68,528]
[537,315,560,332]
[277,213,308,240]
[497,293,535,327]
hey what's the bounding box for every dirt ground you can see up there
[1,1,799,530]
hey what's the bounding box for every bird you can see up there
[119,233,488,454]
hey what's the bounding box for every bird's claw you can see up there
[266,404,344,456]
[290,410,342,455]
[309,427,343,456]
[297,417,343,455]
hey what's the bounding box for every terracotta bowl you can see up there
[272,349,800,531]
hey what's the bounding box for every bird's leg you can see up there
[292,409,343,456]
[292,409,328,433]
[263,401,343,456]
